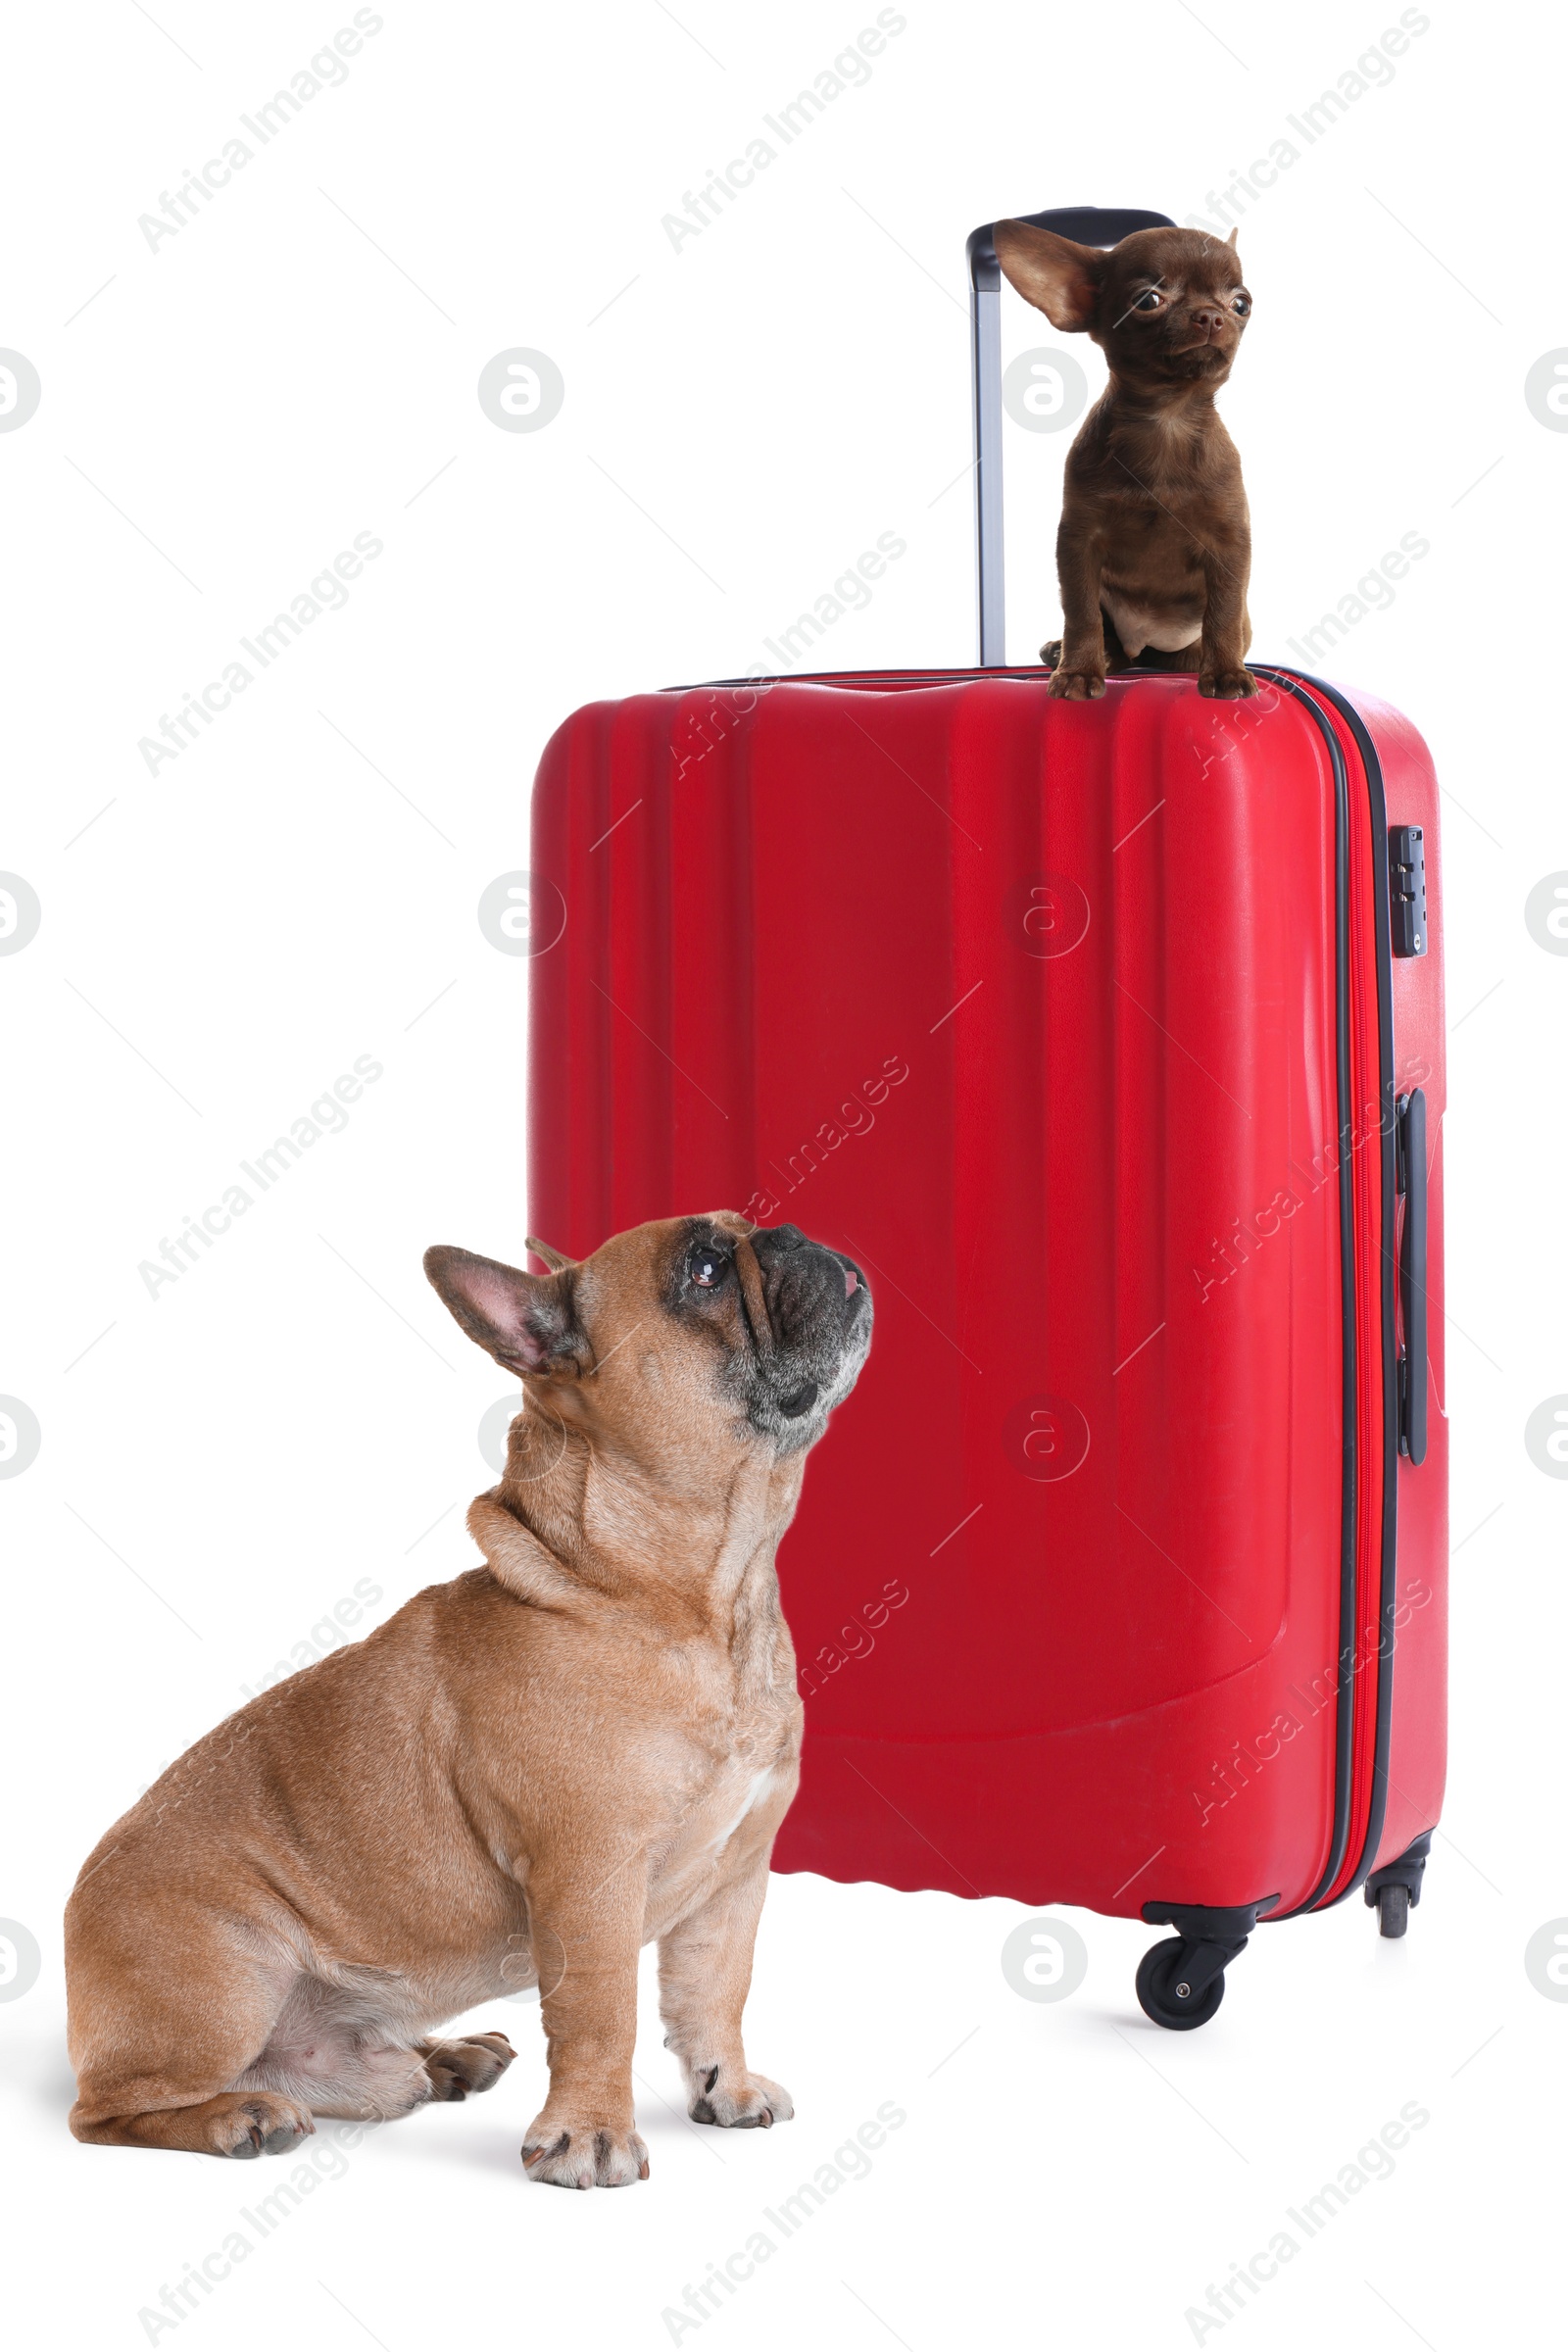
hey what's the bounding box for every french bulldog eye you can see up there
[690,1245,728,1289]
[1133,289,1161,311]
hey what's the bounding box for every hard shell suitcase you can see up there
[523,208,1446,2023]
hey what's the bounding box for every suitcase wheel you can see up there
[1135,1936,1227,2031]
[1363,1833,1431,1936]
[1374,1882,1410,1938]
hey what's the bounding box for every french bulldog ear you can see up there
[524,1235,577,1273]
[423,1245,585,1378]
[994,220,1104,333]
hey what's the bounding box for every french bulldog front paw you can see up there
[1199,667,1257,698]
[521,2111,649,2188]
[687,2063,794,2129]
[1049,665,1106,701]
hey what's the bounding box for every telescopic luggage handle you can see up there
[1396,1089,1429,1466]
[967,205,1174,665]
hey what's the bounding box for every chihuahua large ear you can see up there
[994,220,1104,333]
[423,1245,586,1378]
[1224,226,1240,250]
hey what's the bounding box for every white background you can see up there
[2,1,1562,2345]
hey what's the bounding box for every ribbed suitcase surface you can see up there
[526,666,1446,1927]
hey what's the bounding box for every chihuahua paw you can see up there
[1039,639,1063,667]
[688,2063,794,2129]
[1048,666,1106,701]
[1199,667,1257,698]
[521,2112,649,2189]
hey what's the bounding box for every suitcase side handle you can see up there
[1396,1089,1429,1465]
[966,206,1175,666]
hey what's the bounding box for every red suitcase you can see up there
[524,207,1446,2025]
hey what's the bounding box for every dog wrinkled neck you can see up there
[477,1394,799,1618]
[467,1493,587,1610]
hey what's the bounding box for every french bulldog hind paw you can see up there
[1048,667,1107,701]
[688,2065,794,2129]
[1199,667,1258,698]
[209,2094,315,2159]
[521,2120,650,2189]
[419,2031,516,2101]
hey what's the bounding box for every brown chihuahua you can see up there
[995,220,1256,699]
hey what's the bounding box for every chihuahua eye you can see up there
[1233,294,1251,316]
[1133,290,1161,312]
[690,1245,729,1289]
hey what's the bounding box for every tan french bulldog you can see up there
[65,1213,871,2189]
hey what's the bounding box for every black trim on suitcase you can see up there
[1243,671,1360,1915]
[1288,674,1403,1904]
[1252,668,1401,1913]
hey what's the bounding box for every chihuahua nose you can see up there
[1191,306,1223,334]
